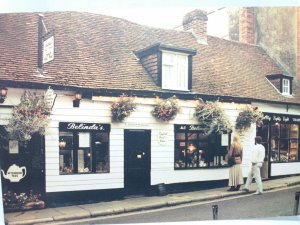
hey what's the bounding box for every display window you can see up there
[174,125,230,169]
[257,114,300,163]
[59,122,110,174]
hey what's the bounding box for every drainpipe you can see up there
[0,163,4,224]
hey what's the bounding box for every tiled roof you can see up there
[1,11,300,104]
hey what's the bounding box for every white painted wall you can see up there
[253,101,300,116]
[0,88,270,193]
[46,94,258,192]
[271,162,300,176]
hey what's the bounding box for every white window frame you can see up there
[282,78,290,95]
[161,51,189,91]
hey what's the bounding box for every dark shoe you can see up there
[234,185,241,191]
[227,186,235,191]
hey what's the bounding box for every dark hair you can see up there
[255,136,262,144]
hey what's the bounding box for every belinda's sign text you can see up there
[59,122,110,132]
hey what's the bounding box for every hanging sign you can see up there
[43,35,54,64]
[44,86,57,110]
[1,164,27,182]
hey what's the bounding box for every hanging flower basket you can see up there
[5,90,51,142]
[235,105,263,132]
[194,99,231,134]
[111,95,137,122]
[151,96,180,122]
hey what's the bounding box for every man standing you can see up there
[243,136,266,195]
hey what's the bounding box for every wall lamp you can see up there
[73,92,82,107]
[0,87,8,103]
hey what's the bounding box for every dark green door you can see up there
[124,130,151,195]
[0,126,45,196]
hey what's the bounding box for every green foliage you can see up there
[235,105,264,132]
[111,95,137,122]
[194,99,231,134]
[5,91,51,142]
[151,96,181,122]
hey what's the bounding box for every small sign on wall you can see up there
[1,164,26,182]
[79,132,90,148]
[221,134,228,146]
[158,131,169,145]
[9,140,19,154]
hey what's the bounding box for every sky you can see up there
[1,0,300,38]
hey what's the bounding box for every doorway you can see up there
[124,129,151,195]
[0,126,45,196]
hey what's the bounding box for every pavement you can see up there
[4,175,300,225]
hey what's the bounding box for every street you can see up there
[46,185,300,225]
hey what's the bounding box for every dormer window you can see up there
[282,78,290,95]
[162,52,188,91]
[266,73,293,96]
[134,43,196,91]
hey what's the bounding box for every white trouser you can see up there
[244,163,263,193]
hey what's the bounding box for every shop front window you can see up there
[174,125,229,169]
[59,122,110,175]
[258,114,300,163]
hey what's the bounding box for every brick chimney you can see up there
[182,9,208,43]
[239,7,255,44]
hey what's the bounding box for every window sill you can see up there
[174,165,230,170]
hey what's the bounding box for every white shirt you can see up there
[251,144,265,164]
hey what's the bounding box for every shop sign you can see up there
[175,124,204,132]
[43,35,54,64]
[1,164,27,182]
[282,116,290,122]
[292,118,300,122]
[44,86,57,110]
[59,122,110,132]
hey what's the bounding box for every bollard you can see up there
[293,190,300,215]
[212,204,218,220]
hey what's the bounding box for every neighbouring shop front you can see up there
[257,113,300,177]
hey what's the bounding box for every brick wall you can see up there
[239,7,255,44]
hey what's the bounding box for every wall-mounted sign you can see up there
[59,122,110,132]
[221,134,228,146]
[43,36,54,64]
[158,131,168,145]
[1,164,27,182]
[263,113,300,123]
[9,140,19,154]
[175,125,204,133]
